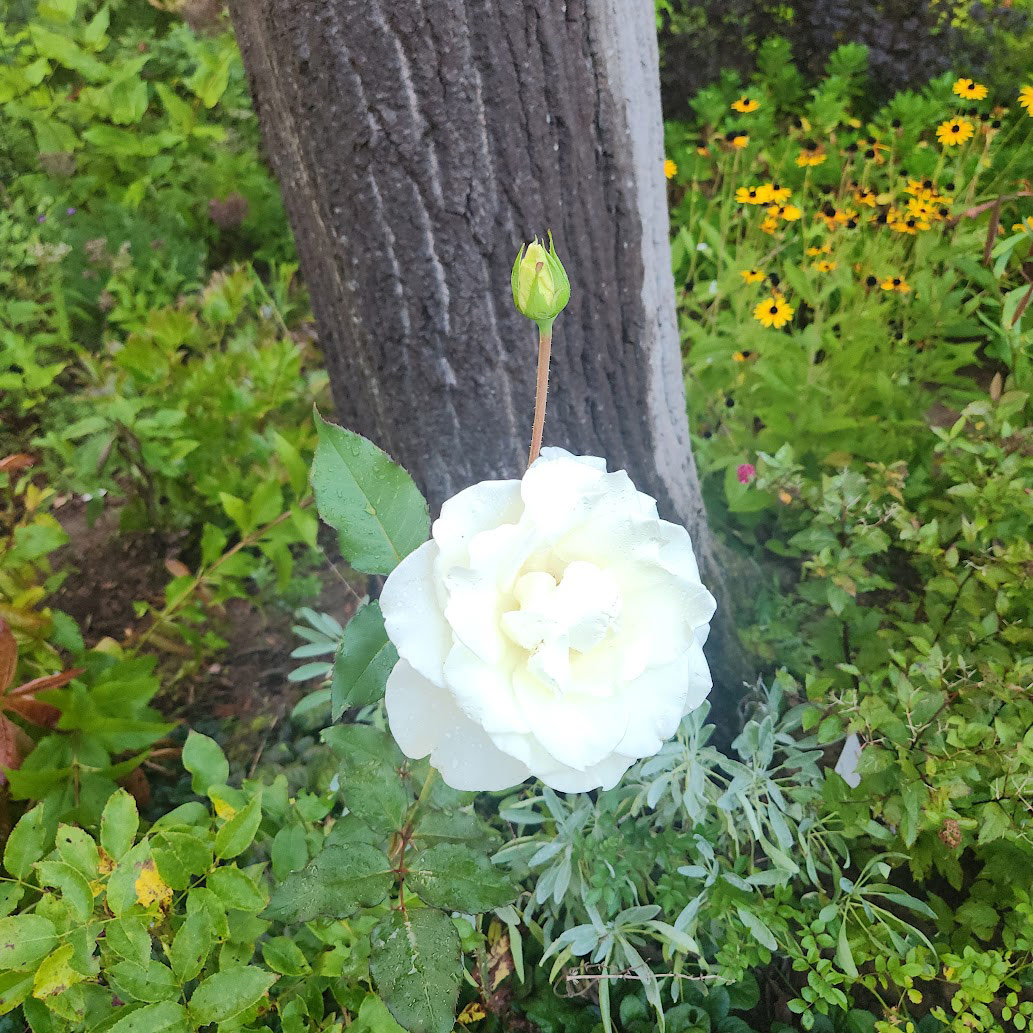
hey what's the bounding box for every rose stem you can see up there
[527,323,552,467]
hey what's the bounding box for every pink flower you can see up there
[736,463,756,485]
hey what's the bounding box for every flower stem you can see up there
[527,324,552,467]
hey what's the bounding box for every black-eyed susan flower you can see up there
[739,268,765,284]
[754,295,794,328]
[796,141,827,167]
[881,276,911,294]
[953,78,988,101]
[731,95,760,113]
[1020,86,1033,115]
[853,187,878,208]
[730,132,750,150]
[906,197,940,222]
[732,350,748,362]
[1012,216,1033,234]
[696,145,710,157]
[767,203,802,222]
[735,185,772,205]
[936,117,974,147]
[760,215,779,235]
[806,244,831,256]
[813,259,837,272]
[767,183,792,202]
[664,158,678,179]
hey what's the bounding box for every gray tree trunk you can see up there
[228,0,752,727]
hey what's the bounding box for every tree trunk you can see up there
[228,0,753,728]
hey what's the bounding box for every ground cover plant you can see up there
[0,2,1031,1032]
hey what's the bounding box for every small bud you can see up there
[511,233,570,332]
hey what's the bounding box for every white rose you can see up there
[379,448,717,793]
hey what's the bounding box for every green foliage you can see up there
[310,413,431,576]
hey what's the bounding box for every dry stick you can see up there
[527,326,553,467]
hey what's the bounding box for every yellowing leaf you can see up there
[457,1002,487,1024]
[135,859,172,909]
[212,797,237,821]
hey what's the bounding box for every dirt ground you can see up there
[50,498,360,770]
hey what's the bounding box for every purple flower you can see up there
[66,207,77,216]
[736,463,756,485]
[37,214,47,223]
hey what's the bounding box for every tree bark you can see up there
[228,0,753,728]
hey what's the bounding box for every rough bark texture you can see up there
[228,0,753,727]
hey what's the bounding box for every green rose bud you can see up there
[511,233,571,332]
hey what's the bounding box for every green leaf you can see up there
[109,960,178,1003]
[270,826,308,882]
[310,411,429,574]
[265,843,393,923]
[182,732,229,796]
[32,943,84,999]
[207,866,268,913]
[0,970,33,1015]
[169,910,212,983]
[836,922,858,977]
[261,936,311,976]
[104,918,151,967]
[370,909,462,1033]
[54,825,99,880]
[105,1000,189,1033]
[407,844,517,913]
[36,861,93,923]
[106,841,151,916]
[3,804,50,879]
[151,829,213,889]
[100,790,140,861]
[188,966,277,1025]
[322,725,407,834]
[331,602,398,719]
[978,801,1011,844]
[735,907,777,951]
[215,794,262,860]
[0,915,57,970]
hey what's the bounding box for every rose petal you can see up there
[512,673,628,771]
[433,478,522,568]
[537,751,637,793]
[385,660,530,791]
[615,657,692,757]
[443,642,531,734]
[380,540,452,686]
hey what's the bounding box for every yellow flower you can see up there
[806,245,830,256]
[696,145,710,156]
[767,203,802,222]
[1019,85,1033,116]
[753,295,794,328]
[735,185,771,205]
[796,147,827,167]
[953,78,988,101]
[759,216,779,235]
[813,260,838,272]
[664,158,678,180]
[778,489,793,505]
[768,183,792,202]
[1012,216,1033,234]
[731,95,760,113]
[739,268,765,284]
[731,133,750,150]
[880,276,911,294]
[936,117,974,147]
[853,187,877,208]
[732,351,747,362]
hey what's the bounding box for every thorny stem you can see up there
[527,325,552,468]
